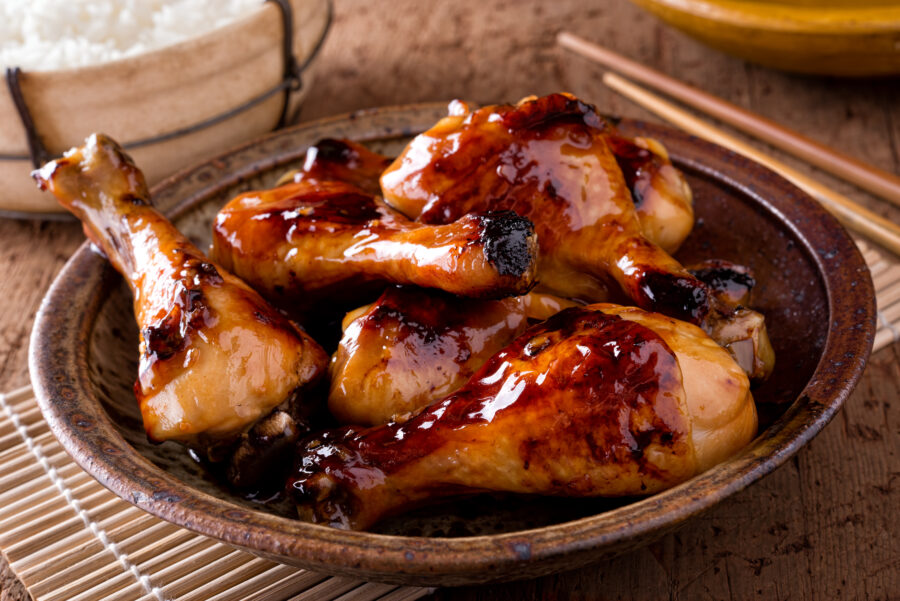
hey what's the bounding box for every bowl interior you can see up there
[85,122,827,534]
[31,105,874,584]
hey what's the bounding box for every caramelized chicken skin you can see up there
[284,135,694,253]
[329,286,577,425]
[33,134,328,453]
[607,132,694,254]
[688,259,755,307]
[211,179,538,315]
[289,304,756,530]
[380,94,708,321]
[599,305,756,472]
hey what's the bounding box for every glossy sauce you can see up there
[290,306,694,528]
[605,133,661,206]
[382,94,630,243]
[137,248,221,388]
[322,309,683,469]
[212,179,539,315]
[328,286,534,425]
[217,180,387,248]
[380,93,712,325]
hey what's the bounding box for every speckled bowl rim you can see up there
[29,103,876,586]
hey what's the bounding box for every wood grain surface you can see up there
[2,0,899,599]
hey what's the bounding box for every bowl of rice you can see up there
[0,0,331,217]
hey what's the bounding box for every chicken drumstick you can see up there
[329,286,576,425]
[290,303,756,530]
[211,179,538,315]
[33,134,328,459]
[381,94,707,319]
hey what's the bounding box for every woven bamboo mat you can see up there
[861,240,900,352]
[1,240,897,601]
[0,386,433,601]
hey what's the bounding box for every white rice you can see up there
[0,0,265,71]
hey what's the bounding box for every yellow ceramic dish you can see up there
[629,0,900,76]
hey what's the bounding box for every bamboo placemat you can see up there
[1,239,897,601]
[861,240,900,351]
[0,386,433,601]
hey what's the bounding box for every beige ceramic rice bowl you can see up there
[0,0,330,216]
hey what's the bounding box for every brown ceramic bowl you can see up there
[29,104,876,586]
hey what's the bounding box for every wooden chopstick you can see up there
[601,72,900,257]
[557,31,900,209]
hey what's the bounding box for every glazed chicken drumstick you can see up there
[211,179,538,315]
[381,93,773,380]
[380,93,701,314]
[329,286,576,425]
[290,304,757,530]
[33,134,328,460]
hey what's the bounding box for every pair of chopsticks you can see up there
[557,32,900,256]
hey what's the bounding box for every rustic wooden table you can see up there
[2,1,899,599]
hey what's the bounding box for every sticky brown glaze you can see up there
[289,304,757,530]
[33,134,328,453]
[211,179,539,316]
[597,304,755,472]
[282,136,692,252]
[606,133,694,254]
[380,93,709,324]
[276,138,394,195]
[329,287,577,426]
